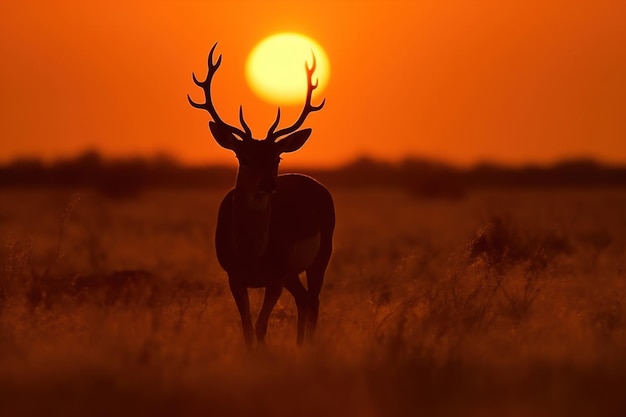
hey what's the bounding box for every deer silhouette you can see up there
[188,43,335,347]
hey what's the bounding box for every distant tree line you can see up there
[1,151,625,199]
[0,151,233,198]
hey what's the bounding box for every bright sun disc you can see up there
[246,33,330,105]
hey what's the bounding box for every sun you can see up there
[246,33,330,106]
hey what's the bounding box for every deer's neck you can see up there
[231,189,272,263]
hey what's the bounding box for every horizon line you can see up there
[2,150,626,170]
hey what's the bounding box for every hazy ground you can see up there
[1,186,625,416]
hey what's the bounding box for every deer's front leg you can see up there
[255,284,283,345]
[228,277,254,348]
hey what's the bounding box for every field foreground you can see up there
[1,187,625,416]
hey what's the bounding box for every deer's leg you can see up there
[305,259,329,340]
[255,284,282,345]
[228,277,254,348]
[285,274,309,346]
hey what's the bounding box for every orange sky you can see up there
[1,0,625,168]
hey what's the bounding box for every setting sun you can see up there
[245,32,330,105]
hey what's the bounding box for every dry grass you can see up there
[1,187,625,416]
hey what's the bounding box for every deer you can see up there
[188,43,335,348]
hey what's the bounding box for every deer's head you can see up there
[188,43,324,197]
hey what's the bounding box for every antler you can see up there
[188,43,252,140]
[265,53,326,142]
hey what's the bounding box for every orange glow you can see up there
[1,0,626,167]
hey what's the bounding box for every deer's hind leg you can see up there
[305,248,331,340]
[285,274,309,346]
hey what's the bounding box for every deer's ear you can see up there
[276,129,312,154]
[209,121,240,150]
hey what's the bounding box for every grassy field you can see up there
[1,186,625,416]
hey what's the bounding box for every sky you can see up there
[1,0,625,168]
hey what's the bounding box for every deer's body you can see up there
[216,174,334,346]
[216,174,334,283]
[188,43,334,347]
